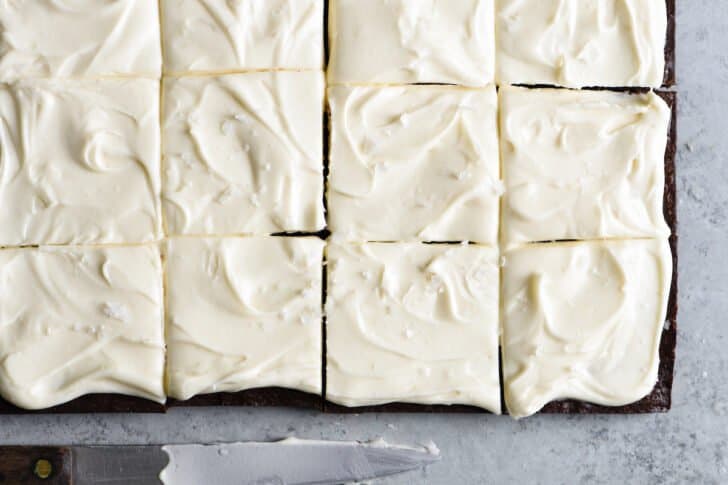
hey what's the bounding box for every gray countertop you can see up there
[1,3,726,484]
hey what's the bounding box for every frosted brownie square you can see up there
[328,0,494,86]
[326,242,500,412]
[502,239,672,418]
[0,79,162,246]
[0,0,161,81]
[162,71,325,236]
[0,245,165,410]
[328,84,501,244]
[162,0,324,74]
[165,237,323,401]
[500,87,671,247]
[495,0,667,88]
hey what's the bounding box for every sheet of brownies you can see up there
[0,0,675,419]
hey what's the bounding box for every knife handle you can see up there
[0,447,71,484]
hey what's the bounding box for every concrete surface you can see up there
[0,3,726,484]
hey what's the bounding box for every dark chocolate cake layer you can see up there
[168,388,324,411]
[665,0,676,87]
[0,395,165,415]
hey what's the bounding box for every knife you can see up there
[0,438,440,484]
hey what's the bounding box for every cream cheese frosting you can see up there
[328,0,495,86]
[326,243,501,412]
[0,79,162,246]
[502,239,672,419]
[328,84,501,244]
[500,86,671,247]
[495,0,667,88]
[165,237,323,400]
[162,71,325,236]
[0,245,165,410]
[0,0,161,81]
[161,0,324,74]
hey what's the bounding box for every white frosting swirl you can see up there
[0,245,165,410]
[496,0,667,88]
[326,243,501,412]
[0,0,161,81]
[502,239,672,419]
[0,79,162,246]
[162,0,324,73]
[165,237,324,400]
[328,0,494,86]
[162,71,325,236]
[328,84,501,244]
[500,86,671,247]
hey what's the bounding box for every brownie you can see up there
[541,91,678,415]
[191,5,680,417]
[0,101,677,416]
[326,92,678,416]
[0,5,677,415]
[170,226,329,413]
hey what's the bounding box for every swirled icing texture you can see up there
[0,0,161,81]
[161,0,324,73]
[0,79,162,246]
[328,85,501,244]
[500,87,671,247]
[326,243,500,412]
[165,237,323,400]
[495,0,667,88]
[502,239,672,419]
[0,245,165,410]
[162,71,325,236]
[328,0,494,86]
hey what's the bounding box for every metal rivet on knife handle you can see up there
[34,459,52,479]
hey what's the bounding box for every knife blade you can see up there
[0,438,440,485]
